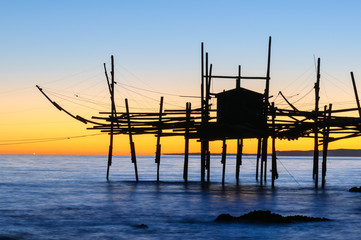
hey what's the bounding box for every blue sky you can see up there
[2,1,361,88]
[2,0,361,153]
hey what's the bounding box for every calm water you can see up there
[1,154,361,239]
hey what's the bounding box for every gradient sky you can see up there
[1,0,361,155]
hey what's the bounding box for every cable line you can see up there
[278,158,300,186]
[117,82,196,98]
[0,133,104,146]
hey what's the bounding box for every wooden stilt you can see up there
[200,50,212,183]
[183,102,191,183]
[205,57,212,183]
[271,102,278,188]
[200,43,206,183]
[201,142,206,182]
[236,138,243,184]
[313,58,321,188]
[261,137,268,185]
[221,139,227,185]
[125,98,138,182]
[271,137,277,188]
[106,56,115,181]
[206,144,210,183]
[322,104,332,188]
[256,138,261,181]
[263,140,268,183]
[106,141,113,180]
[260,37,272,185]
[155,97,164,182]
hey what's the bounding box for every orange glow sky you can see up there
[2,1,361,155]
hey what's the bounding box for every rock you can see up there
[349,186,361,192]
[215,210,330,224]
[135,224,148,229]
[215,214,237,222]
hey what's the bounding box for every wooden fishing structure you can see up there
[37,37,361,188]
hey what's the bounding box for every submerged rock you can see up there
[135,224,148,229]
[215,210,330,224]
[349,186,361,192]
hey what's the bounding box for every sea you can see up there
[1,154,361,240]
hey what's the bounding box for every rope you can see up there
[117,82,185,97]
[0,133,104,146]
[292,87,314,104]
[278,158,301,186]
[120,85,185,108]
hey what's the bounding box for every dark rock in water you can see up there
[349,186,361,192]
[215,214,237,222]
[215,210,330,224]
[135,224,148,229]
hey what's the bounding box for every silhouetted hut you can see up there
[215,88,266,138]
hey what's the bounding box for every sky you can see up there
[1,0,361,155]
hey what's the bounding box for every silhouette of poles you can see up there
[322,104,332,188]
[313,58,321,188]
[236,138,243,184]
[221,139,227,185]
[200,42,206,183]
[351,72,361,118]
[155,97,164,182]
[106,56,115,181]
[260,37,272,185]
[125,98,138,182]
[256,138,261,181]
[271,102,278,188]
[201,45,212,183]
[205,62,212,183]
[183,102,191,183]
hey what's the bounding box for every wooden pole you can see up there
[206,145,210,183]
[260,139,264,185]
[259,37,272,185]
[351,72,361,118]
[236,138,243,184]
[221,139,227,185]
[256,138,261,181]
[125,98,138,182]
[313,58,321,188]
[261,137,268,185]
[201,42,204,116]
[155,97,164,182]
[201,52,210,183]
[265,36,271,100]
[236,65,241,89]
[201,142,206,182]
[183,102,191,183]
[271,102,278,188]
[206,63,212,183]
[322,104,332,188]
[200,44,206,183]
[106,55,115,180]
